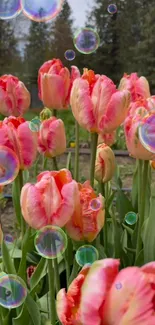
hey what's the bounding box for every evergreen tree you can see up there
[24,12,50,84]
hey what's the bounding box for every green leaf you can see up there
[30,258,47,292]
[1,240,16,274]
[135,249,144,266]
[131,219,139,248]
[13,305,31,325]
[131,160,138,212]
[23,170,30,184]
[98,244,107,259]
[144,184,155,263]
[115,190,134,222]
[12,175,22,227]
[121,229,128,253]
[122,224,134,236]
[18,228,34,280]
[10,248,22,259]
[25,294,41,325]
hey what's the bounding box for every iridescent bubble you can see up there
[75,245,99,267]
[29,117,41,132]
[64,49,76,61]
[21,0,64,22]
[115,282,122,290]
[4,234,14,244]
[73,28,100,54]
[0,274,27,309]
[125,212,138,225]
[34,225,68,259]
[139,115,155,153]
[89,198,101,211]
[0,146,19,186]
[0,0,22,20]
[107,4,117,14]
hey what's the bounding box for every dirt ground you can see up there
[0,154,138,236]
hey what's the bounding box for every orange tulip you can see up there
[0,117,38,169]
[70,68,130,134]
[38,59,80,110]
[21,169,78,229]
[95,143,116,183]
[0,75,30,116]
[38,117,66,158]
[119,72,150,102]
[65,181,105,242]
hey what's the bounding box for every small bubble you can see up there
[75,245,99,267]
[64,49,76,61]
[73,28,100,55]
[139,115,155,153]
[0,274,27,309]
[125,212,138,225]
[21,0,64,22]
[107,4,117,14]
[29,117,41,132]
[90,198,101,211]
[115,282,122,290]
[0,0,22,20]
[0,146,19,186]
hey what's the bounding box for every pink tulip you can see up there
[0,75,30,116]
[57,259,155,325]
[70,69,130,134]
[124,107,155,160]
[38,117,66,158]
[95,143,116,183]
[119,73,151,102]
[65,180,105,242]
[98,131,116,147]
[0,117,38,169]
[38,59,80,110]
[21,169,78,229]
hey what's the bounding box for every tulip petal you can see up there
[18,122,38,169]
[41,74,66,109]
[80,259,119,325]
[102,267,155,325]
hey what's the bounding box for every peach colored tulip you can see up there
[57,259,155,325]
[0,116,38,169]
[38,117,66,158]
[38,59,80,110]
[70,69,130,134]
[21,169,78,229]
[65,180,105,242]
[0,75,30,117]
[98,131,116,147]
[119,72,150,102]
[124,108,155,160]
[95,143,116,183]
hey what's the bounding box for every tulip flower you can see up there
[27,265,36,286]
[70,68,130,134]
[119,72,151,102]
[124,108,155,160]
[38,59,80,110]
[57,259,155,325]
[98,131,116,147]
[0,117,38,169]
[38,117,66,158]
[65,180,105,242]
[20,169,78,229]
[95,143,116,183]
[0,75,30,117]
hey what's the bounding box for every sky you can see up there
[68,0,94,27]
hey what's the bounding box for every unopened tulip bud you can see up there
[95,143,116,183]
[150,160,155,169]
[40,107,52,121]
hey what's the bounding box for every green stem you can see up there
[43,156,48,170]
[90,133,98,187]
[52,157,58,170]
[19,170,26,237]
[48,259,56,325]
[12,170,26,237]
[69,258,79,285]
[52,109,57,117]
[64,253,70,289]
[99,182,108,254]
[53,258,60,294]
[74,121,79,181]
[135,160,149,262]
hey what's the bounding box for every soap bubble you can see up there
[73,28,100,54]
[115,282,122,290]
[139,115,155,153]
[64,49,76,61]
[89,198,101,211]
[125,212,138,225]
[35,225,68,259]
[75,245,99,267]
[0,146,19,186]
[21,0,64,22]
[29,117,41,132]
[0,274,27,309]
[107,4,117,14]
[0,0,22,20]
[4,234,14,244]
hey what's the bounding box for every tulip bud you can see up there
[40,107,52,121]
[27,265,36,286]
[95,143,116,183]
[150,160,155,169]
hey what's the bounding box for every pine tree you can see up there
[24,13,50,84]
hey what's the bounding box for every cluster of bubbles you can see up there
[0,146,19,186]
[75,245,99,267]
[29,117,41,132]
[34,225,67,259]
[0,274,27,309]
[139,115,155,154]
[0,0,64,22]
[125,212,138,226]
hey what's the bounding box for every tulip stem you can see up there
[52,109,57,117]
[12,170,26,238]
[90,133,98,187]
[52,157,58,170]
[74,121,79,181]
[135,160,149,263]
[99,182,108,255]
[69,258,79,285]
[48,259,56,325]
